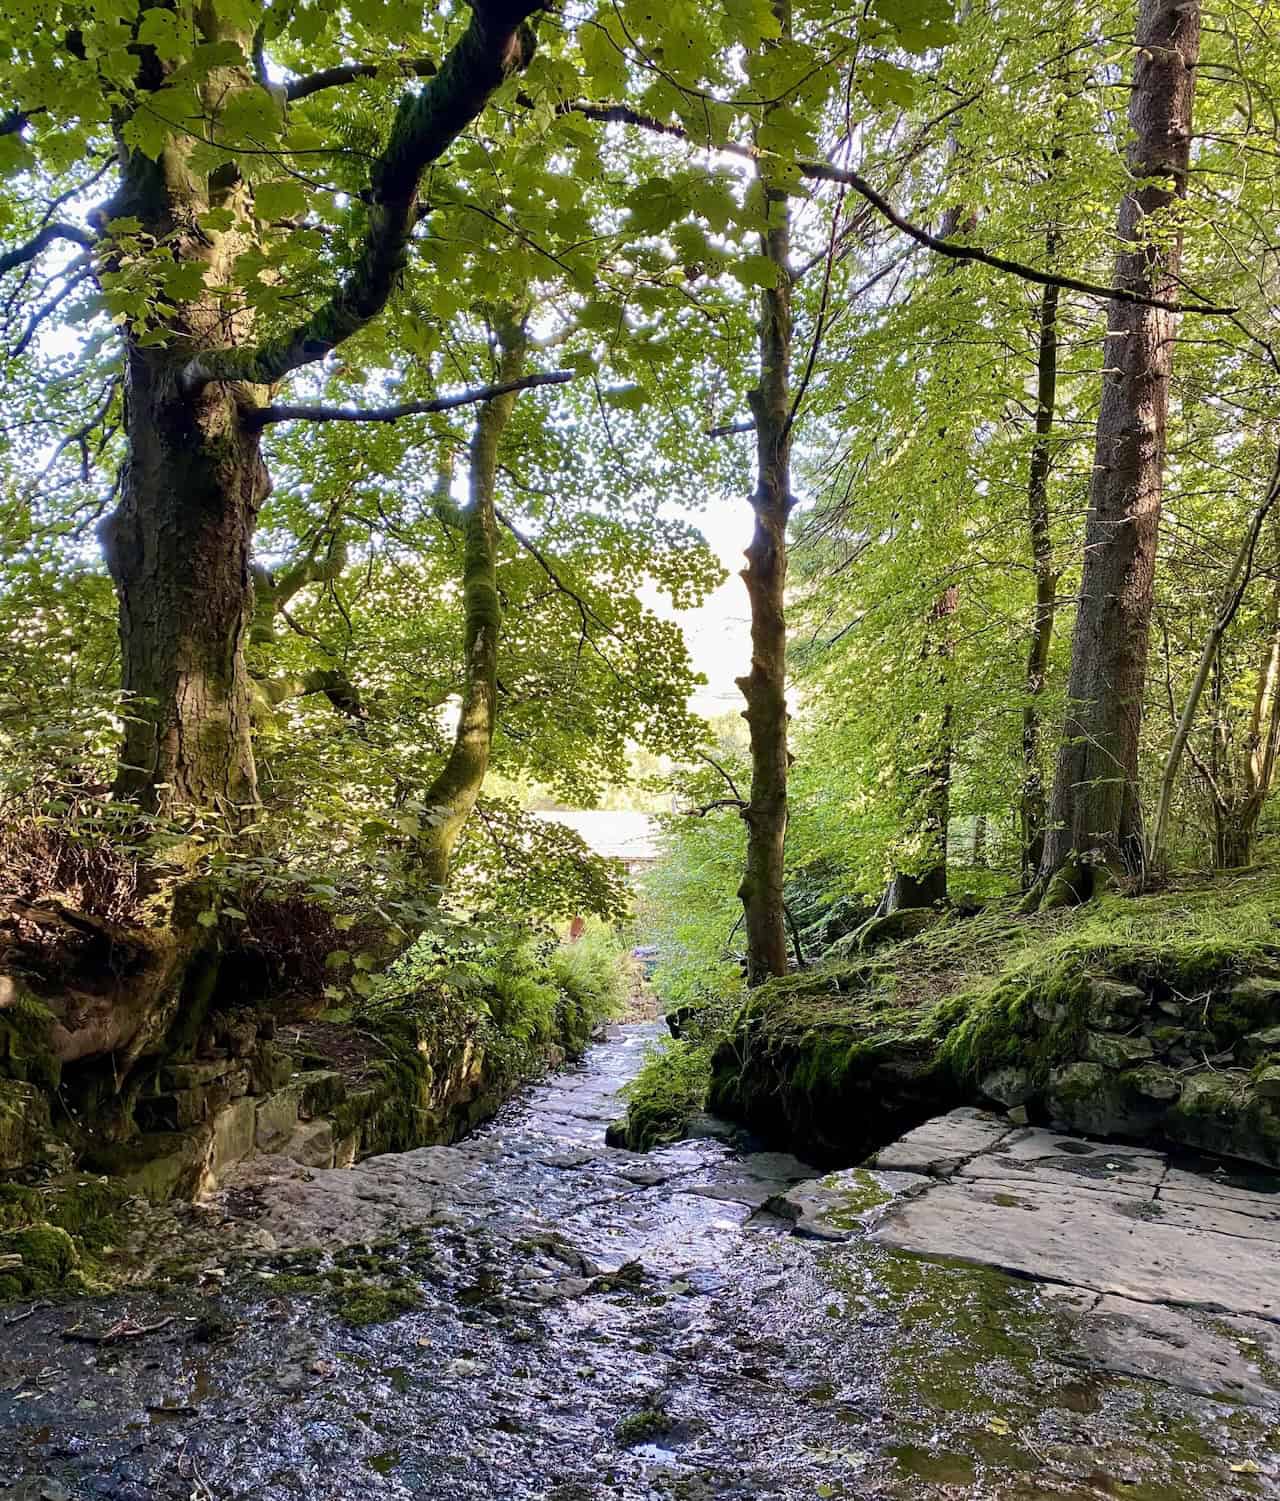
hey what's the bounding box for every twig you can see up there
[61,1314,176,1345]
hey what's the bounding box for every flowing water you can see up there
[0,1021,1275,1500]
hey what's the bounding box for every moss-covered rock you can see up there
[701,874,1280,1169]
[0,1223,80,1299]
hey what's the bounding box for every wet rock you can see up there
[1083,1031,1154,1069]
[1076,1294,1279,1406]
[250,1043,294,1095]
[767,1167,928,1241]
[868,1107,1012,1176]
[0,1080,53,1171]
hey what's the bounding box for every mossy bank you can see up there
[631,871,1280,1168]
[0,926,628,1301]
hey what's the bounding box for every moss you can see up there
[333,1278,421,1326]
[0,1223,81,1299]
[614,1406,673,1445]
[707,870,1280,1163]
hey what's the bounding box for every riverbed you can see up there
[0,1021,1275,1499]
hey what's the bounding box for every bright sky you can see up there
[648,494,754,720]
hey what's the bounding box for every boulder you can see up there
[1084,1031,1154,1069]
[1087,978,1148,1029]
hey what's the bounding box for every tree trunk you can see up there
[736,0,794,986]
[418,319,526,891]
[1020,249,1060,885]
[1037,0,1199,902]
[103,347,268,817]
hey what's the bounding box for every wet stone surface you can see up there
[1,1024,1278,1499]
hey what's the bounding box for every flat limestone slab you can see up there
[766,1167,931,1241]
[868,1107,1014,1175]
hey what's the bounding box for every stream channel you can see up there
[1,1019,1276,1499]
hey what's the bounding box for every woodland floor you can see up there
[0,1021,1277,1500]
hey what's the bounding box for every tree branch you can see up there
[708,418,755,438]
[0,222,95,277]
[568,101,1238,317]
[182,1,547,393]
[249,370,574,429]
[285,56,439,102]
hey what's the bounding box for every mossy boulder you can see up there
[0,1224,81,1299]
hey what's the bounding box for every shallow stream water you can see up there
[0,1021,1275,1499]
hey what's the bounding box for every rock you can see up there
[1146,1024,1185,1050]
[1007,1105,1029,1125]
[1045,1062,1128,1136]
[89,1126,213,1204]
[768,1167,929,1240]
[1255,1065,1280,1101]
[871,1156,1280,1321]
[1121,1063,1182,1103]
[868,1107,1012,1176]
[979,1066,1034,1108]
[1078,1294,1280,1406]
[209,1096,257,1181]
[855,907,937,951]
[1030,993,1070,1024]
[251,1043,295,1095]
[1230,977,1280,1009]
[285,1119,335,1169]
[298,1069,346,1118]
[161,1059,235,1090]
[1084,1030,1154,1069]
[1157,1000,1183,1019]
[1240,1025,1280,1064]
[255,1084,305,1152]
[1087,978,1148,1028]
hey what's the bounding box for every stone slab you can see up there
[867,1107,1013,1176]
[768,1167,930,1241]
[871,1176,1280,1321]
[209,1096,257,1182]
[284,1119,335,1169]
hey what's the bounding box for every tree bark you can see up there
[418,318,526,892]
[736,0,794,985]
[1037,0,1199,901]
[1020,250,1061,885]
[91,4,544,818]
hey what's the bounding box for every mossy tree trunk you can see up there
[417,315,528,892]
[736,0,795,986]
[1037,0,1199,904]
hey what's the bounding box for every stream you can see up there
[0,1020,1275,1500]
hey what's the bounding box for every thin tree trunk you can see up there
[737,0,794,985]
[1020,240,1060,885]
[418,318,527,891]
[1149,447,1280,864]
[1037,0,1199,904]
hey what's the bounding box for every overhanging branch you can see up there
[182,0,547,394]
[0,221,96,277]
[249,370,574,428]
[568,101,1238,318]
[285,56,439,102]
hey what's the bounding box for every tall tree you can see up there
[1035,0,1201,903]
[2,1,548,820]
[736,0,795,985]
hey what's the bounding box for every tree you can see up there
[1034,0,1201,903]
[1,1,549,819]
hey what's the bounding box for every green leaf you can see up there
[137,8,186,63]
[254,179,308,221]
